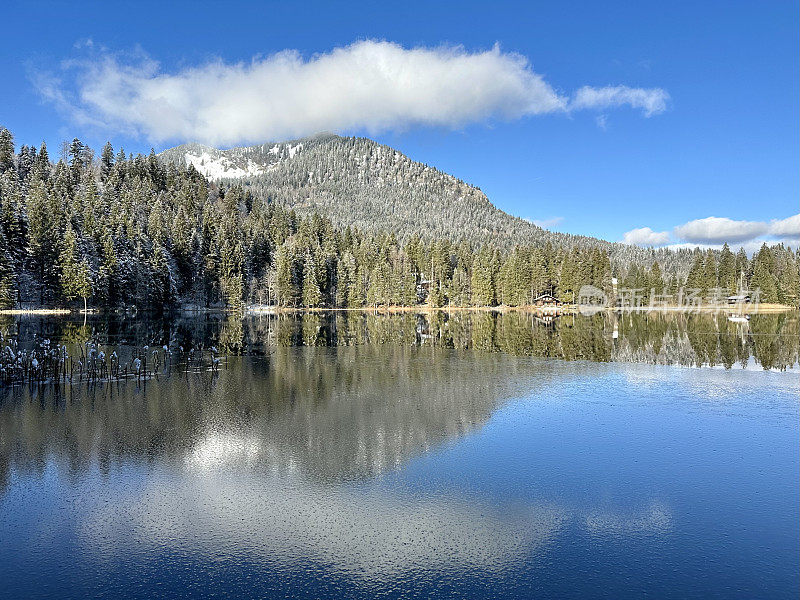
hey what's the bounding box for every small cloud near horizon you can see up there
[621,213,800,252]
[529,216,564,229]
[673,216,768,244]
[622,227,670,246]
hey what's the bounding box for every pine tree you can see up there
[147,198,168,246]
[367,259,392,306]
[218,212,244,310]
[649,261,664,295]
[0,127,14,174]
[506,249,533,306]
[17,145,35,180]
[302,251,323,307]
[26,176,61,303]
[718,243,736,294]
[448,264,470,306]
[529,247,547,301]
[97,231,118,303]
[775,246,799,304]
[667,274,679,297]
[171,206,193,278]
[0,230,14,308]
[275,246,297,307]
[686,254,705,293]
[68,138,85,183]
[750,244,778,303]
[702,250,718,297]
[471,247,498,306]
[100,142,115,182]
[558,250,579,303]
[335,253,354,307]
[149,242,174,307]
[734,248,749,291]
[348,265,366,308]
[60,223,92,311]
[397,258,418,306]
[34,142,50,180]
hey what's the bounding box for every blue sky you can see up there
[1,0,797,248]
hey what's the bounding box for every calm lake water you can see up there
[1,311,798,599]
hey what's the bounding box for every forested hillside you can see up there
[1,126,798,310]
[161,134,576,249]
[161,134,710,278]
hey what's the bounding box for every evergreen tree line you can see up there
[1,128,798,310]
[618,242,799,304]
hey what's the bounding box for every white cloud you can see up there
[622,213,799,253]
[570,85,669,117]
[673,216,769,244]
[622,227,670,246]
[530,216,564,229]
[663,239,783,256]
[769,214,800,238]
[34,41,669,145]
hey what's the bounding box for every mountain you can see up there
[160,134,611,249]
[159,134,697,274]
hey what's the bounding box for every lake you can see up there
[0,311,798,599]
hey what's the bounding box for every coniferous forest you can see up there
[0,126,798,311]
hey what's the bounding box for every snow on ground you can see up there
[184,142,305,179]
[288,143,303,158]
[185,152,265,180]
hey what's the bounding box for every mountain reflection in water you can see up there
[0,346,671,582]
[0,311,797,599]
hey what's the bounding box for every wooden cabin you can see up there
[727,293,751,305]
[533,293,562,307]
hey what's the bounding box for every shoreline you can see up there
[2,303,796,316]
